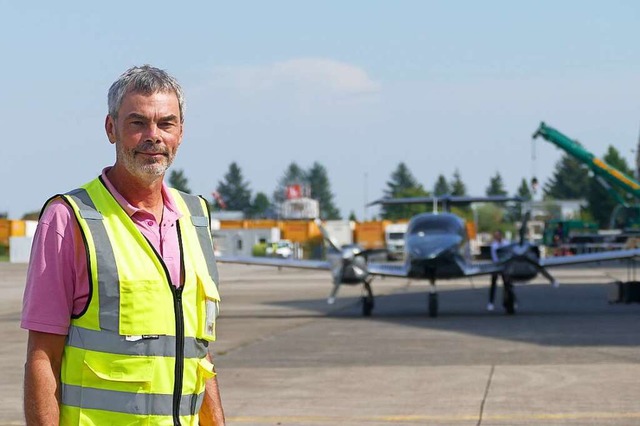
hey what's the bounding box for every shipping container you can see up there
[245,220,280,229]
[219,220,248,230]
[354,220,388,249]
[281,220,321,243]
[0,219,26,246]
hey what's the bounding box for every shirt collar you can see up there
[100,166,183,221]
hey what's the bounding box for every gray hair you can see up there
[108,65,185,123]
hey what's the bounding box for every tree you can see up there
[168,168,191,194]
[307,162,341,219]
[636,136,640,179]
[485,172,507,196]
[433,174,450,196]
[248,192,271,218]
[447,169,469,214]
[450,169,467,196]
[586,146,635,227]
[21,211,39,220]
[273,162,307,205]
[348,211,358,221]
[384,162,421,196]
[385,186,431,219]
[476,204,507,233]
[543,154,590,200]
[508,178,532,221]
[381,162,429,220]
[216,162,252,213]
[516,178,532,201]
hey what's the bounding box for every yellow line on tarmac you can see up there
[497,412,640,421]
[229,411,640,423]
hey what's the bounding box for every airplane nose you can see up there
[407,234,462,259]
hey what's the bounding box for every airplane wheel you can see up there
[428,293,438,318]
[362,296,374,316]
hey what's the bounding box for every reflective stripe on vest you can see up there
[66,325,208,358]
[57,178,218,425]
[65,187,120,331]
[62,384,205,417]
[175,192,220,286]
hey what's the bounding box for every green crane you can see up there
[533,122,640,231]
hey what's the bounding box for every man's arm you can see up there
[199,353,225,426]
[24,331,66,425]
[490,242,498,263]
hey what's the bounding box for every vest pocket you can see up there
[83,352,155,387]
[77,353,156,423]
[183,358,216,426]
[119,279,174,336]
[197,274,220,341]
[196,357,216,395]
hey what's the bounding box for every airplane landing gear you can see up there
[362,279,375,316]
[428,279,438,317]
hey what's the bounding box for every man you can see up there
[487,230,509,311]
[22,65,225,425]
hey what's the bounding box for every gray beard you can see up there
[115,140,175,182]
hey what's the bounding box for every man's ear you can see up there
[105,115,117,144]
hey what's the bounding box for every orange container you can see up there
[0,219,25,246]
[354,221,388,249]
[465,221,477,239]
[0,219,9,246]
[281,220,322,243]
[246,220,279,229]
[281,221,310,243]
[219,220,247,229]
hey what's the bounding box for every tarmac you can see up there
[2,260,640,425]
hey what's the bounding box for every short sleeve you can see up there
[21,199,90,335]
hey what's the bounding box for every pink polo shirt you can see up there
[21,168,183,336]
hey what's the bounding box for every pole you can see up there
[363,171,368,221]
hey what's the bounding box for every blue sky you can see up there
[2,1,640,219]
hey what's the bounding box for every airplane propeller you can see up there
[503,211,558,288]
[315,219,342,253]
[314,219,384,315]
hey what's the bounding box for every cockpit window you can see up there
[407,215,463,235]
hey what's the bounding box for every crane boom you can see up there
[532,122,640,201]
[533,122,640,231]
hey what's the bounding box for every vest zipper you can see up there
[172,286,185,426]
[97,178,189,424]
[141,224,186,426]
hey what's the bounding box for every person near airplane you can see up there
[488,230,510,311]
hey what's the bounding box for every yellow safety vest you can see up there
[50,177,220,426]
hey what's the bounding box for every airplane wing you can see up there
[461,262,504,277]
[217,255,412,277]
[460,249,640,277]
[366,262,411,278]
[540,248,640,267]
[369,195,522,206]
[366,259,503,278]
[216,255,331,270]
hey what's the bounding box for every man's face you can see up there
[105,90,183,181]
